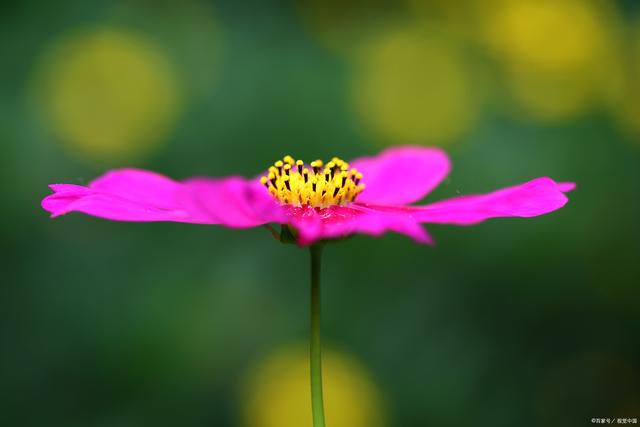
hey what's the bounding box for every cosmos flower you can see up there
[41,146,574,245]
[42,145,575,427]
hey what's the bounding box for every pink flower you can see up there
[41,146,575,245]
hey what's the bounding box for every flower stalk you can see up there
[310,243,326,427]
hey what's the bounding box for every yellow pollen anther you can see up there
[261,155,365,208]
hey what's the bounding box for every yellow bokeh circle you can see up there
[351,28,476,146]
[482,0,620,121]
[34,27,183,162]
[485,0,608,75]
[241,346,386,427]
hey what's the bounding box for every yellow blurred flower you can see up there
[32,27,183,163]
[485,0,606,75]
[241,345,386,427]
[351,28,477,146]
[481,0,621,121]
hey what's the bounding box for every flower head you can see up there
[42,146,575,245]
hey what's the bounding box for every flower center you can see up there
[260,155,365,208]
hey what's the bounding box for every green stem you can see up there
[310,244,326,427]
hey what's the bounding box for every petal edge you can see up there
[408,177,574,225]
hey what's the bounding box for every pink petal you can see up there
[287,205,432,246]
[41,169,284,228]
[558,182,577,192]
[89,169,184,210]
[382,177,574,225]
[182,177,286,227]
[350,145,451,205]
[41,184,93,214]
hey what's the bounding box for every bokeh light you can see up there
[241,345,386,427]
[32,27,183,163]
[350,28,477,146]
[481,0,620,121]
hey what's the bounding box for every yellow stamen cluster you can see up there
[260,155,365,208]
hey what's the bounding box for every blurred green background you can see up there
[2,0,640,426]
